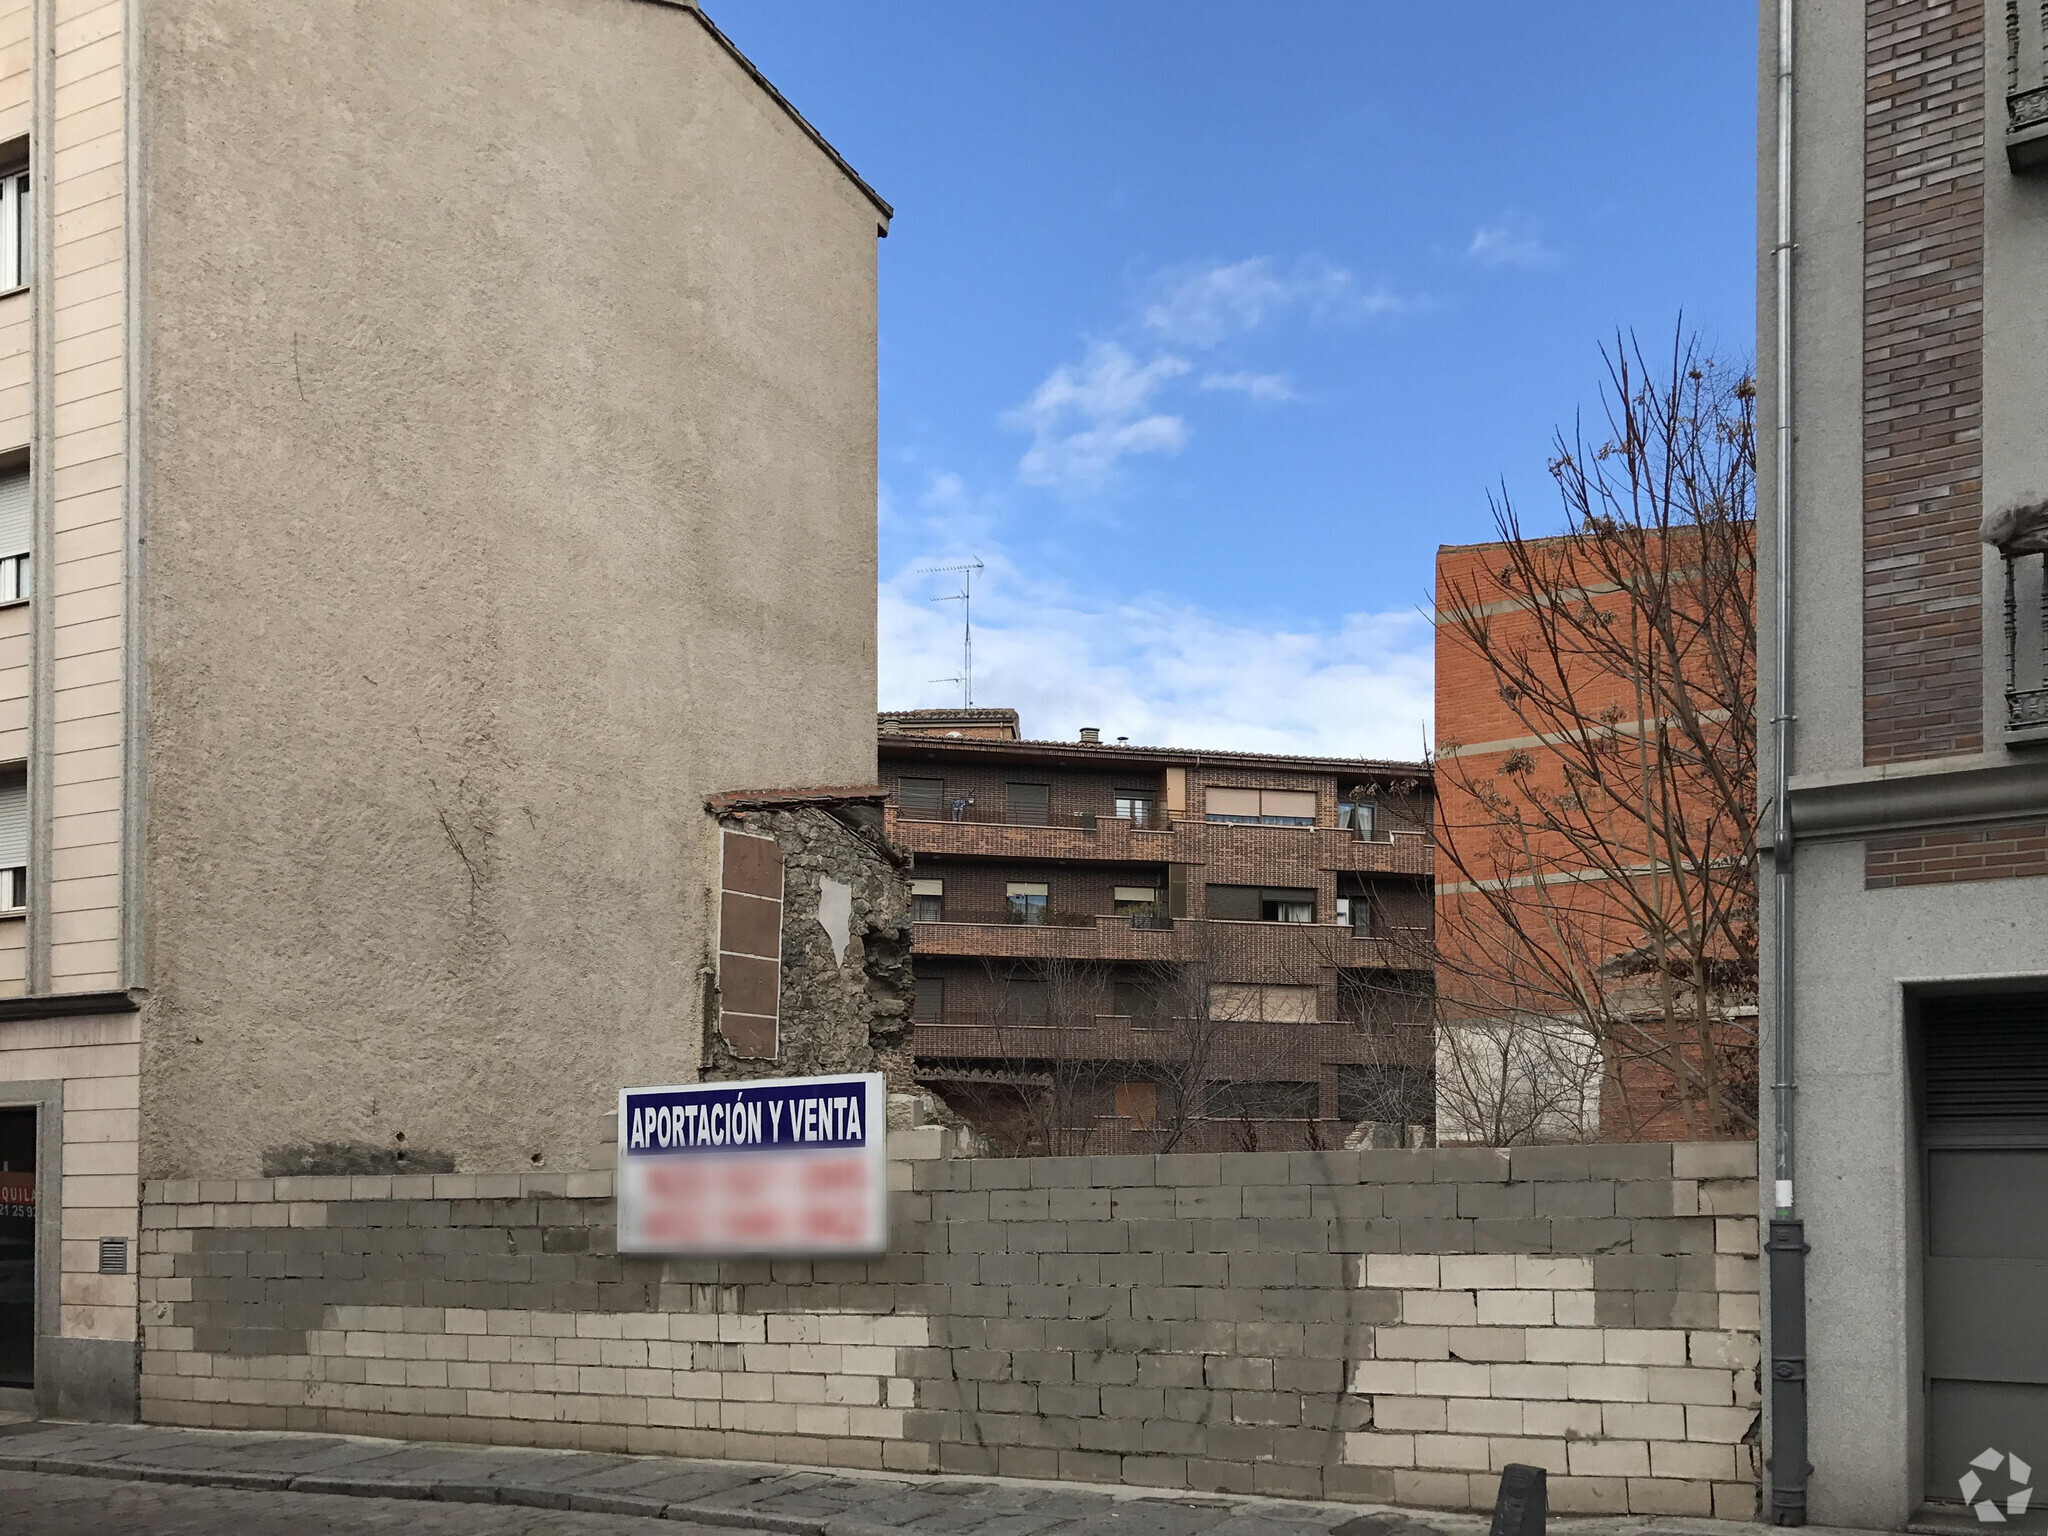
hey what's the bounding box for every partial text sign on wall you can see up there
[615,1073,886,1255]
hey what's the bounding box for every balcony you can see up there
[911,912,1181,962]
[2009,0,2048,171]
[2003,548,2048,740]
[911,1014,1430,1071]
[886,803,1433,876]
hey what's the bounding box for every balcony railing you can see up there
[2003,549,2048,737]
[896,804,1170,831]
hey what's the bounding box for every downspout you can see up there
[1765,0,1809,1524]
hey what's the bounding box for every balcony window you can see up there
[1112,884,1161,918]
[910,878,944,922]
[913,974,944,1023]
[1207,983,1317,1023]
[1205,1081,1319,1120]
[0,766,22,912]
[0,167,27,292]
[1004,977,1049,1024]
[1203,883,1313,923]
[1263,887,1315,923]
[1113,979,1161,1024]
[1005,881,1048,924]
[1005,782,1050,826]
[0,467,26,605]
[1338,799,1376,838]
[1114,790,1161,828]
[1114,1080,1158,1130]
[1205,787,1317,826]
[896,776,943,818]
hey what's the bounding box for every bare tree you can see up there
[1432,328,1758,1142]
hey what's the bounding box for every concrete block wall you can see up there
[137,1140,1759,1519]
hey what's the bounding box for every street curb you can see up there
[0,1450,839,1527]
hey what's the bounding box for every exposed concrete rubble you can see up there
[701,786,918,1091]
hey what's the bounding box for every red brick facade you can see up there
[1863,0,1986,764]
[1865,820,2048,888]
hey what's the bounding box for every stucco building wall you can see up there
[131,0,885,1179]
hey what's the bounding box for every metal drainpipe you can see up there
[1765,0,1809,1524]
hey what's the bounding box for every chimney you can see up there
[1079,727,1101,745]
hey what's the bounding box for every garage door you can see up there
[1922,992,2048,1511]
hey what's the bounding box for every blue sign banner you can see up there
[621,1077,872,1157]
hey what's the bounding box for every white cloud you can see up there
[1141,256,1411,347]
[879,549,1432,759]
[1199,370,1297,402]
[1466,214,1558,270]
[1004,342,1192,493]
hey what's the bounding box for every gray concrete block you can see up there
[1240,1183,1313,1219]
[997,1446,1062,1481]
[1089,1155,1157,1187]
[1672,1141,1757,1180]
[1326,1465,1397,1504]
[1226,1253,1297,1289]
[1110,1187,1179,1221]
[1074,1351,1139,1386]
[1155,1154,1221,1187]
[1027,1156,1096,1189]
[1588,1143,1673,1179]
[976,1381,1038,1415]
[987,1190,1050,1221]
[1295,1253,1346,1288]
[1188,1459,1260,1495]
[1075,1415,1147,1456]
[1329,1218,1402,1254]
[1429,1147,1512,1182]
[1472,1217,1554,1253]
[1616,1181,1691,1218]
[1135,1353,1205,1389]
[1067,1221,1132,1255]
[1057,1450,1124,1484]
[1289,1150,1364,1184]
[1458,1183,1535,1218]
[1174,1186,1241,1218]
[1273,1356,1345,1393]
[1219,1152,1295,1185]
[1381,1184,1457,1220]
[1634,1290,1720,1328]
[1256,1217,1330,1254]
[1048,1187,1113,1221]
[1312,1185,1382,1219]
[969,1160,1035,1189]
[1354,1149,1436,1182]
[1399,1218,1475,1252]
[1139,1417,1208,1456]
[1550,1217,1634,1253]
[1124,1219,1196,1253]
[1631,1216,1717,1255]
[1534,1180,1616,1218]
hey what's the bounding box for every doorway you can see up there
[0,1106,33,1400]
[1920,991,2048,1513]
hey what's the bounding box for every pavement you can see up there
[0,1421,1885,1536]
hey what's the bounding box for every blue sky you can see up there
[722,2,1757,757]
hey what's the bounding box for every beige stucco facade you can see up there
[0,0,886,1420]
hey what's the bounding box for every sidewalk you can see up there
[0,1421,1873,1536]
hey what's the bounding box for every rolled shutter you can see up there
[1005,783,1050,824]
[1206,788,1261,819]
[1113,886,1159,903]
[1204,884,1260,921]
[1263,985,1318,1023]
[1005,882,1048,898]
[1924,993,2048,1123]
[0,771,27,869]
[1208,984,1262,1021]
[0,468,28,560]
[910,878,944,898]
[896,777,943,815]
[1260,790,1318,822]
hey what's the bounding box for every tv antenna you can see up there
[920,558,983,707]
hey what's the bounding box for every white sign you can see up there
[615,1073,887,1255]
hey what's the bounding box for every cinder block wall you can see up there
[138,1141,1759,1518]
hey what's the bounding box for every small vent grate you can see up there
[97,1236,127,1275]
[1923,992,2048,1121]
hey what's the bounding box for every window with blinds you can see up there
[0,467,28,605]
[1208,983,1318,1023]
[1204,786,1318,826]
[1005,881,1048,924]
[1005,782,1050,826]
[0,168,26,293]
[909,878,943,923]
[896,776,943,818]
[0,766,24,912]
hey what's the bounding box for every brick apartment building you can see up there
[879,708,1435,1152]
[1758,0,2048,1522]
[1434,528,1757,1146]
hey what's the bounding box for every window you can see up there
[1005,782,1050,825]
[896,776,944,818]
[913,973,945,1023]
[909,877,944,923]
[0,168,27,293]
[1205,787,1318,826]
[1114,789,1161,828]
[1262,887,1315,923]
[1112,884,1160,917]
[1005,881,1048,924]
[1114,1080,1158,1130]
[0,767,23,913]
[1335,896,1352,930]
[1113,979,1162,1024]
[1205,1081,1319,1121]
[1338,799,1377,838]
[1207,983,1317,1023]
[0,467,26,605]
[1005,977,1049,1024]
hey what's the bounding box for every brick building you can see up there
[879,709,1435,1152]
[1758,0,2048,1522]
[1434,529,1757,1145]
